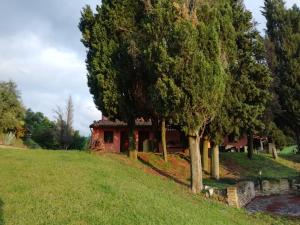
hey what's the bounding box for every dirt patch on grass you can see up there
[138,153,190,186]
[219,158,245,179]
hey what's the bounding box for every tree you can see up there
[0,81,25,139]
[80,1,229,193]
[204,0,237,179]
[140,0,229,192]
[263,0,300,152]
[227,0,272,159]
[65,96,74,148]
[79,1,154,160]
[69,130,87,150]
[24,109,58,149]
[54,96,75,149]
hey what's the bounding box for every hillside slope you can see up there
[0,149,297,225]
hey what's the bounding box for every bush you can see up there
[24,138,41,149]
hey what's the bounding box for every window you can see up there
[104,131,114,143]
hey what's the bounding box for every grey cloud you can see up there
[0,0,100,51]
[0,0,101,135]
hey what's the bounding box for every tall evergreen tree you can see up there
[229,0,272,159]
[79,1,151,160]
[263,0,300,152]
[80,0,229,193]
[204,0,237,179]
[141,0,231,192]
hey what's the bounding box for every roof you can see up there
[90,119,152,128]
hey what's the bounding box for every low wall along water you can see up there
[226,177,300,208]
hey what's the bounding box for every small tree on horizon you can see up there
[54,96,74,150]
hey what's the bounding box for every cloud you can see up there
[0,0,101,135]
[0,32,101,135]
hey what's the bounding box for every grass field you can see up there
[0,148,298,225]
[220,152,300,180]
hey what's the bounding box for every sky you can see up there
[0,0,299,136]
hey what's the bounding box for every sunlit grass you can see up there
[0,148,298,225]
[221,152,299,180]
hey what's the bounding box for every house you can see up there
[222,134,268,152]
[90,118,186,153]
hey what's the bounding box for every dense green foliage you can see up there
[0,81,25,138]
[229,0,272,159]
[80,0,231,192]
[0,148,298,225]
[207,0,272,160]
[24,109,58,149]
[24,109,87,150]
[263,0,300,151]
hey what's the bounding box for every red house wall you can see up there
[223,134,248,149]
[91,128,121,153]
[91,127,184,153]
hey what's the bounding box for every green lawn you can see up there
[280,146,298,155]
[0,149,298,225]
[221,152,300,180]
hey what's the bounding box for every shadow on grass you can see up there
[138,156,189,187]
[0,199,4,225]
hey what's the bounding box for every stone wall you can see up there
[227,181,255,208]
[226,177,300,208]
[236,181,256,207]
[257,179,290,196]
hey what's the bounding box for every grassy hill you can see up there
[0,148,298,225]
[138,151,300,189]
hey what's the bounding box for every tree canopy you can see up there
[263,0,300,152]
[0,81,25,136]
[80,0,231,193]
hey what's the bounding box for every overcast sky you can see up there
[0,0,299,135]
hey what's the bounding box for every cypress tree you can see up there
[263,0,300,152]
[170,1,227,193]
[229,0,272,159]
[79,1,151,160]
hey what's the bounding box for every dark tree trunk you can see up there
[188,132,203,193]
[296,130,300,154]
[247,131,254,160]
[161,118,168,162]
[128,120,137,160]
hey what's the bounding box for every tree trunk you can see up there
[271,143,278,159]
[202,136,209,174]
[268,142,272,154]
[128,123,137,160]
[161,118,168,162]
[260,139,264,151]
[247,131,254,160]
[211,144,220,180]
[296,131,300,154]
[188,133,203,193]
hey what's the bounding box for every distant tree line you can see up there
[0,81,88,150]
[80,0,300,193]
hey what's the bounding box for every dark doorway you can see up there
[138,131,150,152]
[120,131,129,153]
